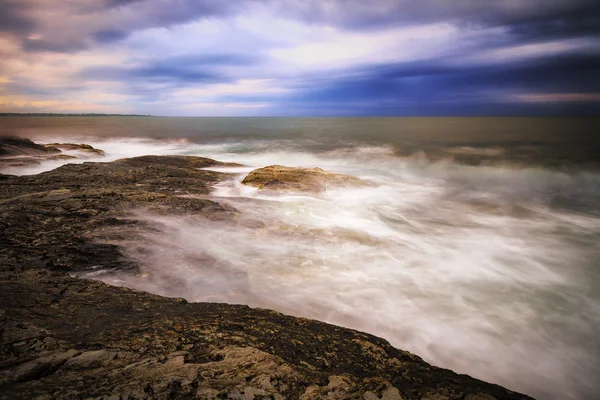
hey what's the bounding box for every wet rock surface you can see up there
[242,165,365,193]
[0,137,60,157]
[43,142,106,156]
[0,136,106,170]
[0,150,533,399]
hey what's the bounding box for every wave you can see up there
[7,135,600,399]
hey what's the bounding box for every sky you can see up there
[0,0,599,116]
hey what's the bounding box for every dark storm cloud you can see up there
[83,65,222,84]
[3,0,599,53]
[0,0,36,34]
[502,7,600,43]
[94,29,129,43]
[88,51,254,86]
[82,53,257,82]
[134,1,240,26]
[133,66,221,82]
[286,0,600,33]
[0,0,249,53]
[367,55,600,94]
[105,0,146,7]
[278,53,600,116]
[79,53,257,87]
[2,0,598,115]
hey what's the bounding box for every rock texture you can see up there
[0,147,534,399]
[0,136,104,170]
[0,137,60,157]
[0,271,532,400]
[242,165,365,193]
[43,142,106,156]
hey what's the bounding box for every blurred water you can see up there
[3,116,600,399]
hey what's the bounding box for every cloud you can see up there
[0,0,598,115]
[93,29,130,43]
[276,0,600,33]
[264,50,600,116]
[3,0,598,53]
[0,0,36,35]
[0,0,246,53]
[83,65,224,84]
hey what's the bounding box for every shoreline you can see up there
[0,137,534,399]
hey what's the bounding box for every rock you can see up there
[242,165,365,193]
[115,155,243,169]
[0,155,533,400]
[0,136,60,157]
[0,155,238,275]
[464,395,498,400]
[0,157,41,168]
[0,155,237,201]
[1,349,80,384]
[0,137,104,172]
[328,375,352,392]
[364,385,404,400]
[43,143,106,156]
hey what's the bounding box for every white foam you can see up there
[23,136,600,400]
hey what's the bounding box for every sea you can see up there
[2,116,600,400]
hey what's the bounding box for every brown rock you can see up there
[0,136,60,157]
[242,165,365,193]
[43,143,106,156]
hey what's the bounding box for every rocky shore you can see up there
[0,137,107,170]
[0,137,533,400]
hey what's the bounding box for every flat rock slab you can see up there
[242,165,365,193]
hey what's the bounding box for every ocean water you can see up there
[3,117,600,399]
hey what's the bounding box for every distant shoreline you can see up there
[0,113,153,117]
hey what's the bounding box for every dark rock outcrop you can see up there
[43,142,106,156]
[0,271,531,400]
[242,165,365,193]
[0,137,106,170]
[0,136,60,157]
[0,152,534,399]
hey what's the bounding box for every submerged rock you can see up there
[242,165,365,193]
[0,154,533,400]
[0,157,42,168]
[48,154,78,160]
